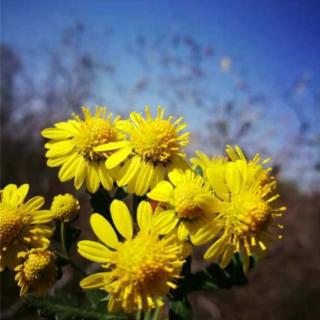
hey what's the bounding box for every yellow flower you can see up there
[14,248,56,296]
[94,106,190,196]
[50,193,80,222]
[0,184,55,271]
[195,146,286,272]
[41,107,125,193]
[77,200,188,313]
[147,169,219,243]
[191,150,228,177]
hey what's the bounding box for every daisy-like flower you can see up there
[50,193,80,222]
[147,169,219,243]
[77,200,189,313]
[94,106,190,196]
[194,146,286,272]
[14,248,56,296]
[41,107,125,193]
[0,184,55,271]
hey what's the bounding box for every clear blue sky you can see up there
[2,0,320,186]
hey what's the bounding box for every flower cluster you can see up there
[2,105,286,316]
[0,184,80,296]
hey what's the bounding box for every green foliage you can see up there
[26,292,126,320]
[169,297,193,320]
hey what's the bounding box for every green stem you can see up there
[60,222,68,256]
[152,307,161,320]
[135,310,142,320]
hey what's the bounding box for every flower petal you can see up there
[137,201,153,233]
[116,156,141,187]
[152,209,178,235]
[86,162,100,193]
[94,141,130,152]
[204,233,229,261]
[77,240,112,263]
[31,210,55,224]
[80,272,106,289]
[110,200,133,240]
[105,146,132,169]
[23,196,45,212]
[98,162,114,191]
[90,213,119,249]
[147,181,173,202]
[16,184,30,205]
[134,161,155,196]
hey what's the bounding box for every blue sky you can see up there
[2,0,320,186]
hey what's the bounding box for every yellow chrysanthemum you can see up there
[147,169,219,243]
[77,200,188,313]
[94,106,190,196]
[191,150,228,176]
[50,193,80,222]
[41,107,125,193]
[14,248,56,296]
[194,146,286,272]
[0,184,55,271]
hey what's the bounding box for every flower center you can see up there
[22,250,54,283]
[0,204,24,249]
[113,233,176,293]
[50,194,80,222]
[174,184,203,220]
[131,119,180,163]
[223,192,271,237]
[74,118,119,161]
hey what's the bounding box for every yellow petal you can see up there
[31,210,55,224]
[2,184,18,204]
[16,184,30,205]
[58,153,79,182]
[45,140,74,157]
[206,168,229,200]
[219,244,235,269]
[116,156,140,187]
[105,146,132,169]
[98,162,114,191]
[151,163,165,189]
[86,162,100,193]
[110,200,133,240]
[23,196,45,212]
[80,272,106,289]
[191,221,221,246]
[137,201,153,233]
[225,162,242,194]
[77,240,112,263]
[147,181,173,202]
[41,127,73,140]
[47,154,72,167]
[204,233,229,261]
[168,169,184,186]
[90,213,119,249]
[134,161,154,196]
[177,223,189,241]
[94,141,130,152]
[74,157,88,190]
[152,210,178,234]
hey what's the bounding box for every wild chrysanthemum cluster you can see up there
[0,184,80,296]
[2,105,286,315]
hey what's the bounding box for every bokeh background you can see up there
[1,1,320,319]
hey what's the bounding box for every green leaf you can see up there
[169,297,193,320]
[26,293,126,320]
[194,165,203,176]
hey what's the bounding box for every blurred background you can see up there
[1,0,320,319]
